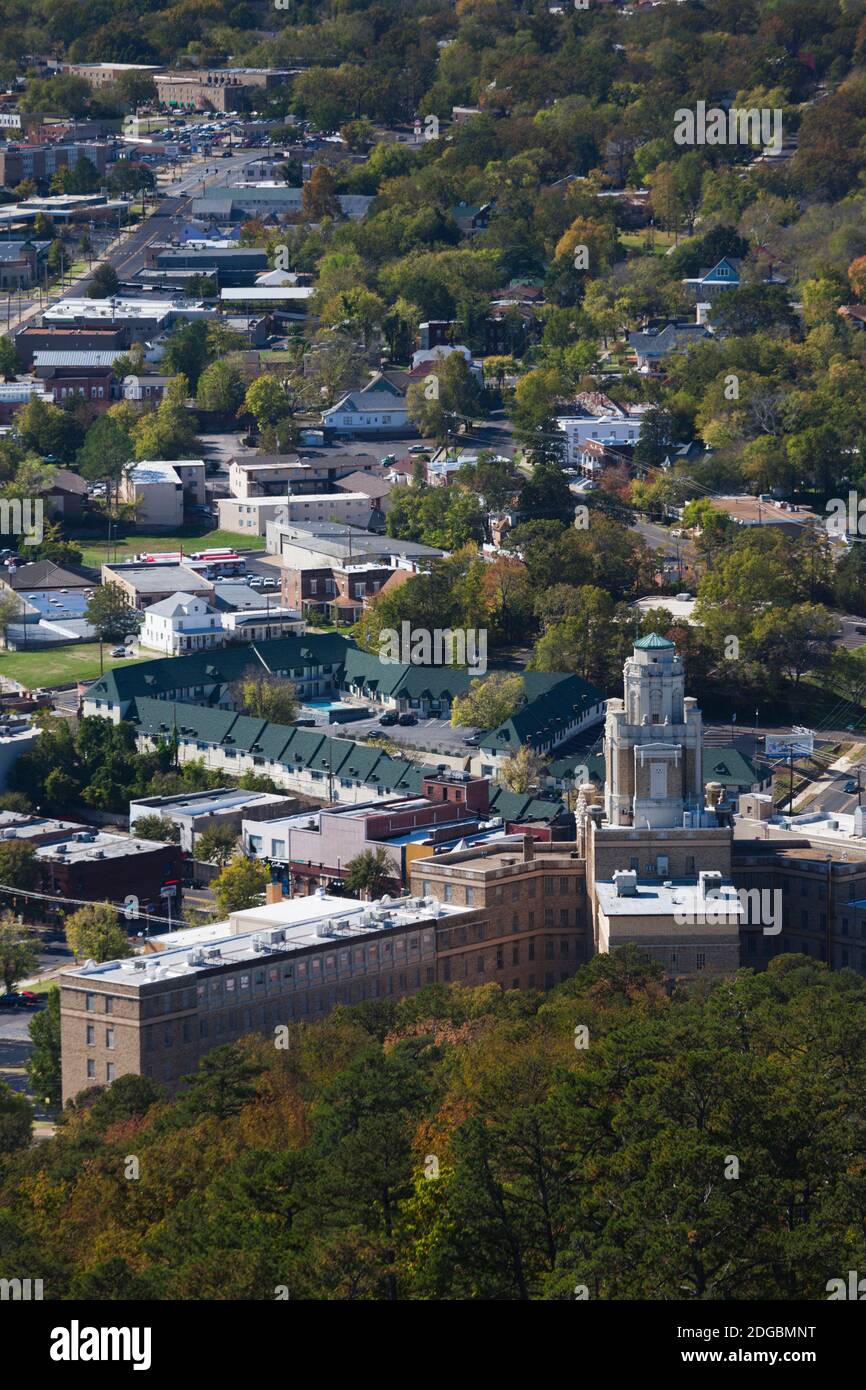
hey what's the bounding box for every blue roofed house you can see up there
[682,256,742,301]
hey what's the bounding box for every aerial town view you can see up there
[0,0,863,1358]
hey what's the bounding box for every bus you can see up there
[189,548,246,577]
[134,549,246,577]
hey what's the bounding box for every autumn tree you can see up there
[64,903,132,964]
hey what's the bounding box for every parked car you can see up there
[110,647,127,658]
[379,711,398,726]
[844,780,859,794]
[0,991,39,1009]
[408,445,430,455]
[398,712,418,726]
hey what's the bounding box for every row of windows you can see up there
[422,875,582,906]
[142,967,437,1069]
[86,1060,115,1081]
[85,993,114,1013]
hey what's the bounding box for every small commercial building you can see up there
[129,786,298,854]
[101,561,214,610]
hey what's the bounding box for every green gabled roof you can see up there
[702,748,760,788]
[218,713,269,753]
[130,696,567,816]
[478,673,604,752]
[634,633,674,649]
[487,788,566,823]
[129,697,438,796]
[342,646,473,702]
[88,632,354,705]
[545,751,605,782]
[135,699,238,746]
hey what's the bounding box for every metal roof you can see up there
[32,350,127,367]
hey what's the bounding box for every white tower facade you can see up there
[604,634,703,829]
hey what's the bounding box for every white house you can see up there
[322,372,409,438]
[140,591,304,654]
[410,343,483,384]
[140,594,224,654]
[555,410,650,466]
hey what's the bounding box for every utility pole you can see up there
[826,853,833,969]
[789,744,794,811]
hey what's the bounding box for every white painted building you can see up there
[139,593,223,654]
[140,591,303,654]
[120,459,206,529]
[555,410,649,466]
[217,492,375,537]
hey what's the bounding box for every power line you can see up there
[0,881,200,932]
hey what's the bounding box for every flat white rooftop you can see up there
[127,459,205,485]
[220,287,314,301]
[62,891,470,989]
[596,878,743,920]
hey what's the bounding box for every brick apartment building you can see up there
[58,839,591,1102]
[0,812,181,920]
[154,68,294,112]
[410,838,590,990]
[14,327,129,369]
[0,142,111,185]
[33,360,118,410]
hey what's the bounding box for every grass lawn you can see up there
[0,643,160,690]
[78,528,251,570]
[619,230,678,257]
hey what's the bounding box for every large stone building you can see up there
[154,68,294,112]
[57,630,866,1106]
[584,633,742,976]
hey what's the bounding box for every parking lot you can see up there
[309,709,481,759]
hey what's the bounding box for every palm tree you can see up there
[344,848,394,900]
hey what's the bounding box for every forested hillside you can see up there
[3,950,866,1300]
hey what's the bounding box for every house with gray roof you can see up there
[628,321,713,371]
[321,371,410,437]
